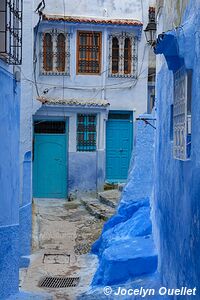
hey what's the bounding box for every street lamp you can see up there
[144,7,157,46]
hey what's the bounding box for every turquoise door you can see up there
[106,112,133,182]
[33,122,67,198]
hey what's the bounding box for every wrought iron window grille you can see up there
[0,0,22,65]
[40,29,70,75]
[77,31,101,74]
[173,67,192,161]
[77,114,97,152]
[108,32,138,78]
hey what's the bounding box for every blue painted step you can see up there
[92,206,152,257]
[92,235,158,286]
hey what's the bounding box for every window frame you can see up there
[124,37,132,75]
[108,32,138,78]
[76,30,102,75]
[43,32,53,72]
[173,67,192,161]
[41,29,70,76]
[0,0,23,65]
[76,114,97,152]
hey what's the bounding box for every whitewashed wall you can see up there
[20,0,156,197]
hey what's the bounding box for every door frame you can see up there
[32,117,69,199]
[105,110,133,183]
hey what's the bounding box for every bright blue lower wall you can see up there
[91,116,157,286]
[154,0,200,295]
[0,63,20,299]
[19,151,32,267]
[0,225,19,299]
[19,203,32,268]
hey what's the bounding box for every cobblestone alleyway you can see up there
[20,192,120,300]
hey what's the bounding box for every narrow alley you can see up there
[20,191,120,300]
[1,0,200,299]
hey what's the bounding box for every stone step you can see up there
[81,197,115,221]
[92,235,158,286]
[98,190,121,208]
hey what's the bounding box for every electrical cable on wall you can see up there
[26,0,148,97]
[62,0,66,100]
[33,15,41,97]
[33,0,46,97]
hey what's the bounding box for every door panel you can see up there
[33,134,67,198]
[106,113,133,182]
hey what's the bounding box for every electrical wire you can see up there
[33,14,42,96]
[62,0,66,100]
[25,2,149,97]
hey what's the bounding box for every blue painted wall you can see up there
[68,151,105,194]
[91,115,157,286]
[0,62,20,299]
[19,151,32,268]
[154,0,200,295]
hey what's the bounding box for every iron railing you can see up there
[0,0,23,65]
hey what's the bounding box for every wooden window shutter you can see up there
[43,33,53,71]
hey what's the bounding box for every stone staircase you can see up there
[81,190,121,220]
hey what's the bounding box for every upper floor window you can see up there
[112,37,119,74]
[77,31,102,74]
[0,0,22,65]
[43,33,53,71]
[173,67,192,160]
[41,30,70,75]
[109,33,137,78]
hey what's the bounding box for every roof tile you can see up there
[42,15,143,26]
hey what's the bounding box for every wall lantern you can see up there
[144,7,157,46]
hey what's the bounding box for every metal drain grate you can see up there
[39,276,80,288]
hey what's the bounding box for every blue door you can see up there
[106,112,133,182]
[33,121,67,198]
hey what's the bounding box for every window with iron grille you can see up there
[41,30,70,75]
[173,67,192,160]
[77,114,97,151]
[0,0,22,65]
[109,33,137,78]
[77,31,101,74]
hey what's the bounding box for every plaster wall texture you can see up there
[154,0,200,295]
[29,0,154,194]
[122,114,155,204]
[17,0,35,268]
[34,23,148,117]
[34,107,107,193]
[32,0,154,117]
[21,0,155,199]
[0,62,20,226]
[35,0,145,20]
[0,62,20,298]
[156,0,189,32]
[20,0,34,203]
[91,116,157,286]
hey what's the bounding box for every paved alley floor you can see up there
[20,194,120,300]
